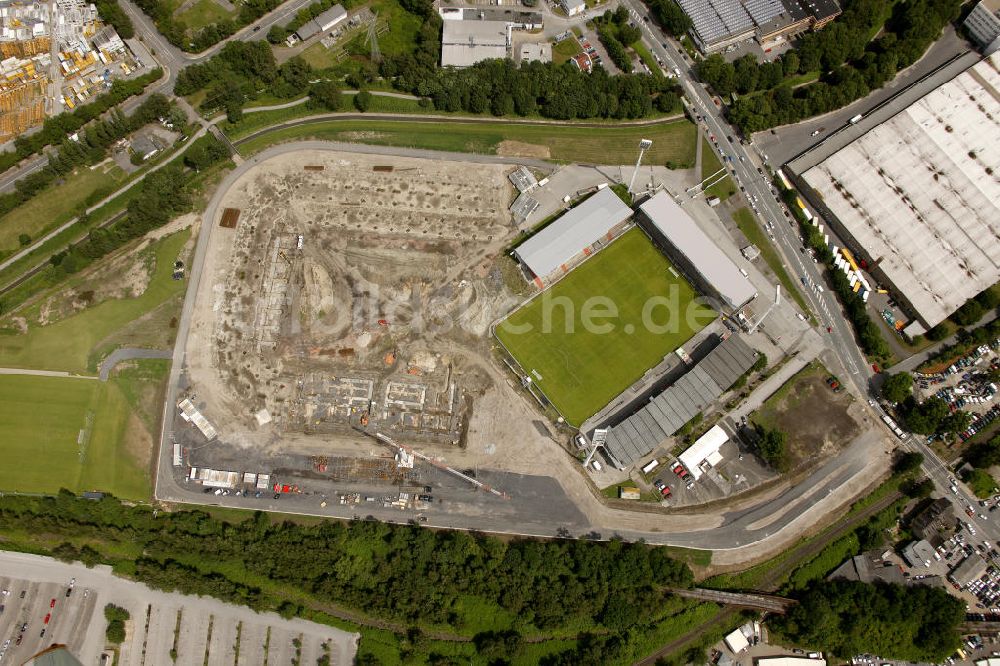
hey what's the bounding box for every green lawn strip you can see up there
[0,164,126,259]
[553,37,583,65]
[632,41,664,79]
[700,138,735,201]
[784,532,860,591]
[732,207,811,316]
[354,93,425,114]
[235,116,697,171]
[496,228,714,424]
[601,481,658,502]
[0,230,189,373]
[784,71,820,88]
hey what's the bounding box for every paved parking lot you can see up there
[0,552,358,665]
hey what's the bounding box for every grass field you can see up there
[0,373,151,499]
[732,207,811,316]
[0,229,190,373]
[176,0,234,31]
[0,164,125,260]
[496,228,714,424]
[553,38,582,65]
[633,42,663,79]
[700,138,735,201]
[236,117,698,166]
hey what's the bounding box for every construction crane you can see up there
[372,431,510,499]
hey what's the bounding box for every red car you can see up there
[661,486,672,498]
[44,613,51,624]
[673,464,688,478]
[49,599,55,608]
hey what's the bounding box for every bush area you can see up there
[595,7,641,73]
[772,580,964,661]
[379,0,680,119]
[0,94,172,221]
[104,604,130,644]
[701,0,962,132]
[1,69,162,176]
[133,0,283,51]
[646,0,692,37]
[0,492,698,663]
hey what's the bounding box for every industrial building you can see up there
[965,0,1000,53]
[950,553,990,587]
[438,7,543,67]
[294,4,347,41]
[800,52,1000,331]
[724,628,749,653]
[678,424,728,480]
[560,0,586,16]
[600,334,757,468]
[511,187,633,285]
[829,552,905,585]
[901,539,937,568]
[909,496,955,543]
[638,191,757,311]
[677,0,839,53]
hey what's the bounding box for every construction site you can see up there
[176,148,545,502]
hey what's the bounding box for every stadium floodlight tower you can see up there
[628,139,653,195]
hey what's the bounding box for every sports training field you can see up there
[0,373,152,499]
[496,228,715,425]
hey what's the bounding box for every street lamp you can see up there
[628,139,653,196]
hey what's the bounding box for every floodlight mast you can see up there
[628,139,653,195]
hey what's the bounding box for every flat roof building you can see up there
[910,497,955,543]
[512,187,632,283]
[601,334,757,468]
[724,628,750,653]
[678,424,728,480]
[678,0,839,52]
[950,554,989,587]
[800,52,1000,329]
[440,19,509,67]
[638,191,757,310]
[902,539,937,568]
[965,0,1000,53]
[294,4,346,40]
[519,42,552,63]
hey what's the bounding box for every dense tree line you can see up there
[880,372,913,404]
[0,492,693,643]
[897,395,971,437]
[0,69,161,176]
[377,0,678,119]
[132,0,282,51]
[94,0,134,39]
[0,93,172,221]
[752,425,789,471]
[47,136,224,276]
[174,41,312,119]
[708,0,962,132]
[773,580,963,661]
[647,0,692,37]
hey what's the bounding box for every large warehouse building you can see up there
[512,187,633,286]
[800,52,1000,330]
[438,7,543,67]
[638,191,757,311]
[600,334,757,469]
[677,0,839,52]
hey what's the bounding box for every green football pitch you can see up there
[496,228,715,425]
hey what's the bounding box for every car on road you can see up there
[418,494,433,502]
[44,613,50,624]
[654,479,666,492]
[811,129,821,136]
[49,598,55,608]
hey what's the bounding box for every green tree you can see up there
[893,451,923,474]
[354,90,373,112]
[17,233,31,246]
[754,425,789,472]
[267,24,288,44]
[308,81,343,111]
[881,372,913,403]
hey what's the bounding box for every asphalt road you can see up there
[98,347,173,381]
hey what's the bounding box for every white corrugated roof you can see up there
[724,628,749,653]
[514,188,633,278]
[803,51,1000,328]
[639,191,757,309]
[679,424,727,480]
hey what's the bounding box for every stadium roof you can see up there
[677,0,756,47]
[678,424,728,480]
[513,188,632,279]
[602,335,756,467]
[802,52,1000,328]
[639,192,757,309]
